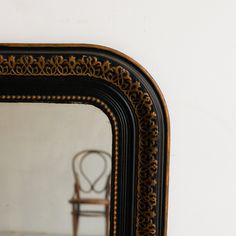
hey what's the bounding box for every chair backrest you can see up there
[72,150,111,197]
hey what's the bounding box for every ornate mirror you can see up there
[0,44,170,236]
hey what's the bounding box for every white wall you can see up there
[0,0,236,235]
[0,103,112,235]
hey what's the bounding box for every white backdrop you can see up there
[0,0,236,235]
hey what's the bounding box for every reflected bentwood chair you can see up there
[69,150,111,236]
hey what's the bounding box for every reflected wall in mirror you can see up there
[0,103,112,236]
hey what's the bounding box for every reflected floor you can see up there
[0,233,102,236]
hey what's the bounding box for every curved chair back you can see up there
[72,150,111,198]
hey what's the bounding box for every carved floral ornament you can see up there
[0,54,159,236]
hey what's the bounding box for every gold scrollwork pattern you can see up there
[0,55,159,236]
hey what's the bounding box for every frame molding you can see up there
[0,44,170,236]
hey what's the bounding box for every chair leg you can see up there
[72,204,80,236]
[105,206,110,236]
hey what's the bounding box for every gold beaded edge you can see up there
[0,94,119,236]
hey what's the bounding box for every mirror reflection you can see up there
[0,103,112,236]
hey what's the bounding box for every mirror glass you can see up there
[0,103,112,236]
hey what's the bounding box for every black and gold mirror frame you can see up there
[0,44,170,236]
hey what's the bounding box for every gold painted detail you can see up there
[0,55,158,235]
